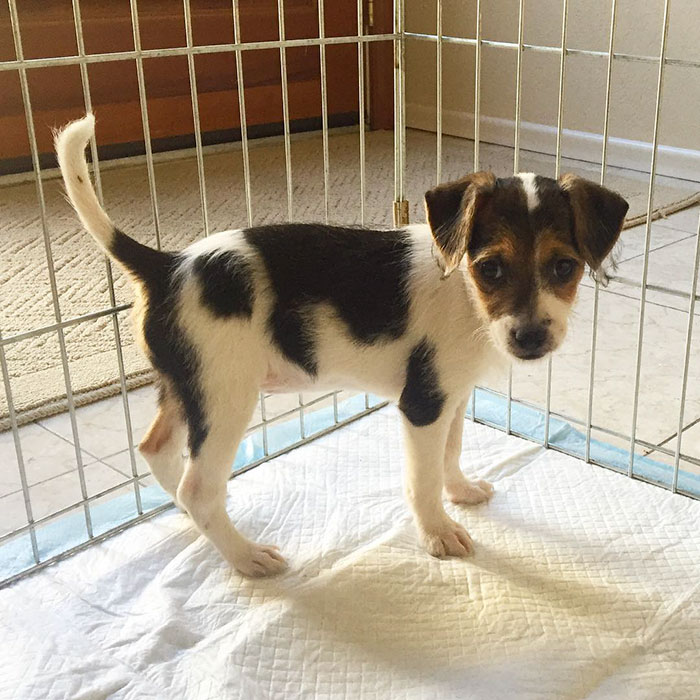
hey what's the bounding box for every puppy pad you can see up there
[1,406,699,699]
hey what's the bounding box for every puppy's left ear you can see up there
[424,171,495,276]
[559,173,629,271]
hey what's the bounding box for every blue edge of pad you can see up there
[2,389,699,580]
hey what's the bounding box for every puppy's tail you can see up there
[55,114,166,280]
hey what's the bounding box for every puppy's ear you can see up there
[559,173,629,271]
[424,171,495,276]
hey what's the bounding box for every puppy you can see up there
[55,116,628,577]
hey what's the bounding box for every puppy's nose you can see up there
[510,325,547,354]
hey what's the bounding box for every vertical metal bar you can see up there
[318,0,330,223]
[259,393,269,456]
[232,0,253,227]
[182,0,210,237]
[553,0,569,181]
[436,0,443,184]
[0,331,39,562]
[298,393,306,439]
[672,213,700,492]
[128,0,162,249]
[277,0,294,220]
[399,0,406,206]
[470,0,483,423]
[357,0,366,225]
[628,0,671,477]
[544,0,569,448]
[507,0,524,435]
[7,0,94,538]
[473,0,482,170]
[71,0,143,514]
[392,0,406,215]
[512,0,524,175]
[585,0,617,463]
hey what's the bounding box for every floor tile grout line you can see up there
[615,231,697,265]
[653,209,700,236]
[97,455,148,480]
[579,278,700,315]
[35,420,137,464]
[0,458,116,499]
[643,416,700,457]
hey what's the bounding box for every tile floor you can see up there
[0,205,698,540]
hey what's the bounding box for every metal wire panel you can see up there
[417,0,700,497]
[0,1,398,588]
[1,0,698,593]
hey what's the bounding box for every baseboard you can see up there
[407,103,700,183]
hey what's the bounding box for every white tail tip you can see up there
[55,114,115,251]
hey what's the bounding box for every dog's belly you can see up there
[260,367,320,394]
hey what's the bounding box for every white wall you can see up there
[405,0,700,180]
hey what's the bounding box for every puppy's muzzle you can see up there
[509,324,550,360]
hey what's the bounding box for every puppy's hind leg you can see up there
[139,383,187,506]
[176,385,287,577]
[443,399,494,505]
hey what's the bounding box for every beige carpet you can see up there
[1,128,697,429]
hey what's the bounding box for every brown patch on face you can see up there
[535,230,585,304]
[466,183,536,321]
[464,174,591,323]
[468,244,535,321]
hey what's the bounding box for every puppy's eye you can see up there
[479,259,504,281]
[553,258,576,281]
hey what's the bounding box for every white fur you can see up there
[168,225,496,573]
[518,172,539,212]
[60,117,588,578]
[537,289,570,349]
[488,288,569,359]
[54,115,115,255]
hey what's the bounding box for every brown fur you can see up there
[425,172,627,326]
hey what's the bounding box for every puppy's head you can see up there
[425,171,628,361]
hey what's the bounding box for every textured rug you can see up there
[0,128,697,429]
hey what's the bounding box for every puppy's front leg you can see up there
[401,409,474,558]
[443,399,494,505]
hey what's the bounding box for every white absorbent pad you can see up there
[1,406,699,700]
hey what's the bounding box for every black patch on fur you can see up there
[244,224,412,376]
[111,229,209,456]
[192,250,254,318]
[399,339,445,426]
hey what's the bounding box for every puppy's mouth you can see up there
[509,348,549,361]
[507,339,555,361]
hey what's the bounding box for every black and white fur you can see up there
[55,115,626,577]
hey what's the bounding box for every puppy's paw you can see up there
[232,543,288,578]
[419,518,474,558]
[444,478,494,505]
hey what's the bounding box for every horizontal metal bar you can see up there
[232,401,390,478]
[1,303,132,347]
[0,500,175,589]
[0,472,154,543]
[472,384,700,470]
[246,390,344,433]
[0,33,399,72]
[26,272,693,358]
[405,31,700,70]
[609,274,700,303]
[0,398,388,588]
